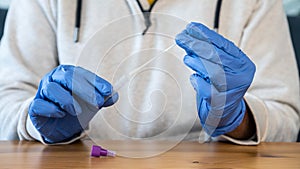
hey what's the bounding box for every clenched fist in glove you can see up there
[28,65,118,143]
[176,22,256,137]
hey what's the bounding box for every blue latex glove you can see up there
[175,22,256,137]
[28,65,118,143]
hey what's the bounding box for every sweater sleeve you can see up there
[0,0,58,141]
[220,0,300,144]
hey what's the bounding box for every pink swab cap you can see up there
[91,145,116,157]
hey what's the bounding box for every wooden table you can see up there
[0,140,299,169]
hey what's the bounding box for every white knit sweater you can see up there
[0,0,299,145]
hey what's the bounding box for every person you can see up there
[0,0,299,145]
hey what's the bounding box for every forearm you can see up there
[227,0,300,142]
[0,0,59,140]
[225,102,256,140]
[225,95,300,142]
[0,91,33,140]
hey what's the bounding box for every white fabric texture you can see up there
[0,0,299,145]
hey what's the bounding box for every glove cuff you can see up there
[204,100,246,137]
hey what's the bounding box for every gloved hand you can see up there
[175,22,256,137]
[28,65,118,143]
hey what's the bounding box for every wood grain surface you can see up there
[0,140,299,169]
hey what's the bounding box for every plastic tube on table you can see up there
[91,145,116,157]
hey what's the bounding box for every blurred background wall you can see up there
[284,0,300,79]
[284,0,300,16]
[0,0,9,39]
